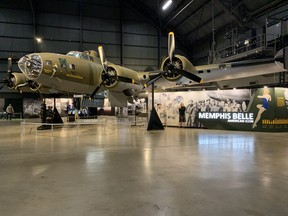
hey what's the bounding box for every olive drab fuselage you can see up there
[18,50,145,95]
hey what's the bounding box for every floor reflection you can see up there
[197,132,255,153]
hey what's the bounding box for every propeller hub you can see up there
[101,67,118,88]
[163,57,183,80]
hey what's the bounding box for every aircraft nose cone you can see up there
[18,54,43,80]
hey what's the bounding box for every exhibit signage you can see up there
[149,87,288,132]
[198,112,254,123]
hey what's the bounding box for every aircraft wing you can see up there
[142,35,287,91]
[195,58,285,84]
[147,57,286,91]
[194,63,232,71]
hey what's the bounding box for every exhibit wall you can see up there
[23,98,73,118]
[149,88,288,132]
[23,98,42,118]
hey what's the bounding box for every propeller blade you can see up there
[98,46,108,72]
[0,77,10,89]
[176,69,203,83]
[144,73,163,88]
[168,32,175,62]
[0,79,8,84]
[90,84,102,99]
[7,57,12,74]
[0,83,7,90]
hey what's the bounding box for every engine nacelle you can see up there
[101,66,119,89]
[102,64,140,89]
[160,54,197,82]
[7,73,27,89]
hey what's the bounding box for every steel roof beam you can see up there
[214,0,247,28]
[162,0,195,28]
[184,11,224,38]
[171,0,211,30]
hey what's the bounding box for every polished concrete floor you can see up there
[1,118,288,216]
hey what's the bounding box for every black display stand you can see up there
[147,83,164,131]
[37,99,63,130]
[52,107,64,124]
[284,47,288,70]
[147,107,164,130]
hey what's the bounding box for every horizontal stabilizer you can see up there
[108,91,128,107]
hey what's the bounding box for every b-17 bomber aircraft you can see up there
[1,32,287,106]
[2,32,205,106]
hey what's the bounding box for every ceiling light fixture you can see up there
[162,0,172,10]
[35,37,42,43]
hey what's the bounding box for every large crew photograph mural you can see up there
[148,87,288,132]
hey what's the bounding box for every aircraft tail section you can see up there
[284,47,288,70]
[274,46,288,70]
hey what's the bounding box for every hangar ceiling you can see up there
[0,0,287,95]
[125,0,288,63]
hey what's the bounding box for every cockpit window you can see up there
[66,51,96,62]
[66,51,82,58]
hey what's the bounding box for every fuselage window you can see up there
[89,56,94,62]
[45,60,52,66]
[69,64,76,70]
